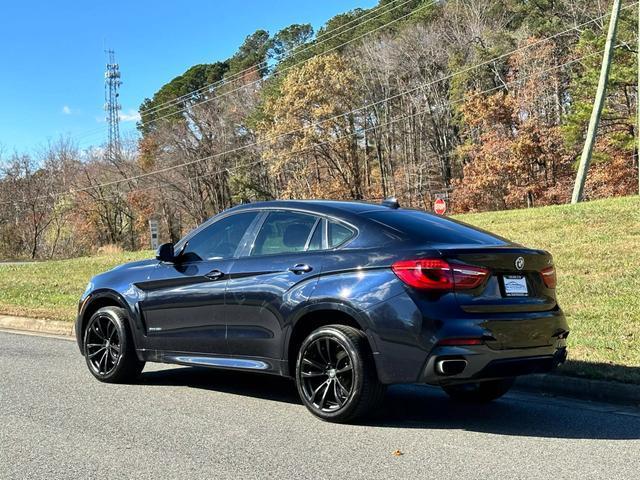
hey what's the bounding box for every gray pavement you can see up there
[1,330,639,479]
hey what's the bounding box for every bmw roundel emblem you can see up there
[515,257,525,270]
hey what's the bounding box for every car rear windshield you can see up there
[364,210,507,246]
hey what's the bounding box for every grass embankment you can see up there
[0,252,152,322]
[0,196,638,382]
[458,196,640,383]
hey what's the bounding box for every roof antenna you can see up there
[381,197,400,209]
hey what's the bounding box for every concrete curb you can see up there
[516,373,640,406]
[0,315,75,337]
[1,314,638,407]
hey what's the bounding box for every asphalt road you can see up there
[2,330,639,480]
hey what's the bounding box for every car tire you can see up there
[442,378,515,403]
[83,306,145,383]
[295,325,385,423]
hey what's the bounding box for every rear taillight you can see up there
[540,265,557,289]
[391,259,489,291]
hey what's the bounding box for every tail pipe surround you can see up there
[435,358,468,376]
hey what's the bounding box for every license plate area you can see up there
[503,275,528,297]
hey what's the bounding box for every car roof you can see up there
[228,199,391,217]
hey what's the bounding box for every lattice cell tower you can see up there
[104,49,122,162]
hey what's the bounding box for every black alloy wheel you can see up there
[85,313,121,376]
[83,306,145,383]
[299,336,354,412]
[295,325,385,423]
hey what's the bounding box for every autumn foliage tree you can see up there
[453,39,577,211]
[258,53,371,200]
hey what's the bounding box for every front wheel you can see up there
[295,325,385,423]
[442,378,515,403]
[83,306,145,383]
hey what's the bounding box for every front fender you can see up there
[75,288,143,354]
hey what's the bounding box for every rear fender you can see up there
[284,267,408,380]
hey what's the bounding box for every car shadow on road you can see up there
[138,366,300,404]
[137,366,640,440]
[373,384,640,440]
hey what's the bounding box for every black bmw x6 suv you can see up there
[76,199,568,422]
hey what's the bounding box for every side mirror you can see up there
[156,242,175,263]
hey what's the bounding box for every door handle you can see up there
[289,263,313,274]
[204,269,225,280]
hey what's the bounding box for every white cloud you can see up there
[119,109,141,122]
[62,105,72,115]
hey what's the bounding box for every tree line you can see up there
[1,0,638,259]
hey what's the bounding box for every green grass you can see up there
[0,196,638,382]
[458,196,640,383]
[0,251,152,322]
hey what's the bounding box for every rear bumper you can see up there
[419,344,567,385]
[364,289,569,384]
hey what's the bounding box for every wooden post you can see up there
[571,0,622,204]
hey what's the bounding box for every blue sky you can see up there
[0,0,376,155]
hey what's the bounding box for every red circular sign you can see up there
[434,198,447,215]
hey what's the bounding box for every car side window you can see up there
[180,212,258,262]
[328,221,355,248]
[251,211,318,256]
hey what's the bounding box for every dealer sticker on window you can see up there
[503,275,528,296]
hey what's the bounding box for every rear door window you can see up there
[364,210,506,245]
[251,211,319,256]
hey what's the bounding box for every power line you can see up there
[51,2,634,153]
[65,48,606,207]
[116,48,607,200]
[4,44,607,207]
[139,0,420,118]
[4,6,629,204]
[135,1,625,131]
[136,1,438,129]
[64,6,626,193]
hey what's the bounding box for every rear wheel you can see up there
[83,306,145,383]
[295,325,385,423]
[442,378,514,403]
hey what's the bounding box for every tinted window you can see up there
[328,221,355,248]
[364,210,507,245]
[252,211,318,256]
[181,212,258,261]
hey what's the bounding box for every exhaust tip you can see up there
[436,358,467,376]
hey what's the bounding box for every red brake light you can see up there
[392,259,453,290]
[540,265,557,289]
[391,259,488,291]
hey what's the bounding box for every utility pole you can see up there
[571,0,621,204]
[104,49,122,163]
